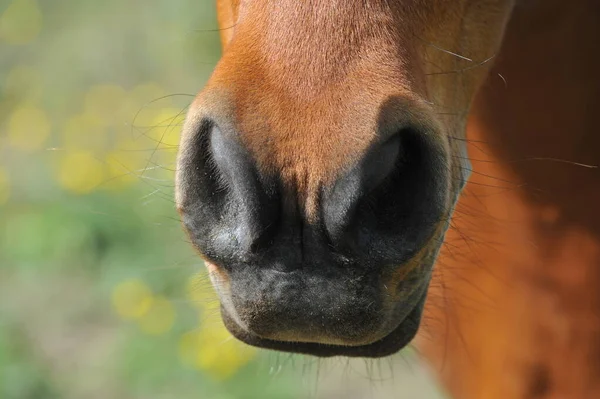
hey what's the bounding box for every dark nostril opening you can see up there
[322,126,448,262]
[321,135,402,245]
[361,135,403,192]
[247,218,280,254]
[208,124,281,255]
[177,119,281,263]
[322,133,403,243]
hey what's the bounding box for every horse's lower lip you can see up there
[220,290,427,358]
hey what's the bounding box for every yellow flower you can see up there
[103,134,152,189]
[56,151,106,194]
[179,319,257,380]
[112,280,175,335]
[0,0,43,45]
[139,107,183,181]
[124,83,172,135]
[6,104,50,152]
[179,330,202,367]
[111,279,153,320]
[148,107,184,149]
[137,296,176,336]
[0,168,10,205]
[180,272,258,379]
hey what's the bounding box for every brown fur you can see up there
[179,0,600,397]
[181,0,512,215]
[420,2,600,398]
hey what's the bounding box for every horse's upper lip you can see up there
[219,288,428,358]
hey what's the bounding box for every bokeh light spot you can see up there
[124,83,172,134]
[148,107,184,148]
[0,0,43,45]
[7,104,50,152]
[137,296,175,336]
[111,279,153,320]
[104,135,151,189]
[56,151,106,194]
[178,318,257,380]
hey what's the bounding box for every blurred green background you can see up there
[0,1,446,398]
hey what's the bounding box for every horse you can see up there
[175,1,600,397]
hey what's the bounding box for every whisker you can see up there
[425,54,496,76]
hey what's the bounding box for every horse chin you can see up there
[219,288,427,358]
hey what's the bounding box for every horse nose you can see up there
[177,120,281,260]
[322,127,448,261]
[178,116,448,268]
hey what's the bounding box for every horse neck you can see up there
[420,1,600,398]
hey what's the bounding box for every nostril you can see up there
[322,127,448,261]
[177,118,280,261]
[322,134,402,244]
[208,124,281,255]
[361,135,403,192]
[247,218,280,254]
